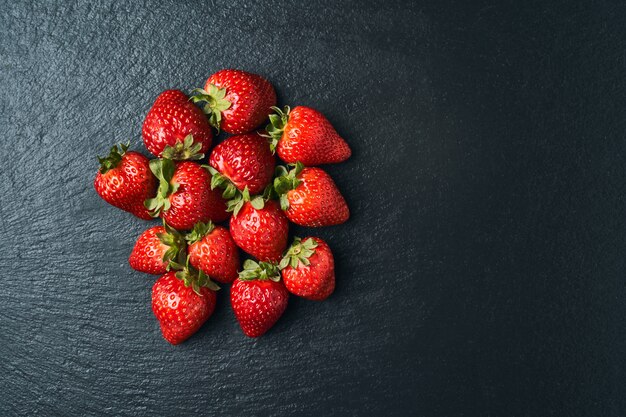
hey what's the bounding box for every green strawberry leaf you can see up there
[161,135,204,161]
[279,194,289,211]
[263,106,290,153]
[185,221,215,245]
[278,236,318,270]
[238,259,281,282]
[250,196,264,210]
[144,158,178,217]
[97,142,130,174]
[190,84,232,132]
[173,255,220,294]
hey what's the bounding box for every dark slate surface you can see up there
[1,1,625,416]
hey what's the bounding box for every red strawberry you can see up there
[191,69,276,134]
[187,221,240,284]
[207,133,275,197]
[229,198,289,262]
[279,237,335,301]
[142,89,212,159]
[273,163,349,227]
[152,265,219,345]
[94,143,156,219]
[129,222,186,275]
[230,260,289,337]
[264,106,351,166]
[145,159,229,230]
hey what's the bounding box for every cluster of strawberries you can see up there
[94,69,351,344]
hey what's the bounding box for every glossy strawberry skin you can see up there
[152,272,216,345]
[285,168,349,227]
[142,90,213,157]
[276,106,351,166]
[229,200,289,262]
[282,238,335,301]
[230,278,289,337]
[129,226,169,275]
[206,70,276,134]
[188,226,240,284]
[162,162,229,230]
[94,151,156,220]
[209,133,275,194]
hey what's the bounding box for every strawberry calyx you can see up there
[190,84,231,132]
[204,165,240,200]
[161,135,204,161]
[97,142,129,174]
[157,220,187,268]
[238,259,281,282]
[169,256,220,294]
[262,105,290,153]
[226,186,264,217]
[144,158,179,217]
[185,221,216,245]
[272,162,304,210]
[278,237,318,269]
[204,165,265,217]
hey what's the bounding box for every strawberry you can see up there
[191,69,276,134]
[145,159,229,230]
[229,198,289,262]
[152,263,219,345]
[279,237,335,301]
[186,221,240,284]
[94,143,156,220]
[230,260,289,337]
[207,133,275,198]
[273,163,349,227]
[129,221,186,275]
[142,89,212,159]
[264,106,351,166]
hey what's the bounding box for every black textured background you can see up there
[1,1,625,416]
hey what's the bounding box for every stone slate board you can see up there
[1,1,625,416]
